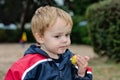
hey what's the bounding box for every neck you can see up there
[40,47,59,59]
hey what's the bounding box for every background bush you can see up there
[86,0,120,62]
[71,15,91,45]
[0,29,35,43]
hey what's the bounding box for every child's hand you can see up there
[76,55,89,77]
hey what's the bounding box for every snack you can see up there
[71,55,77,65]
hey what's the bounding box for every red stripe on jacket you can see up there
[4,54,47,80]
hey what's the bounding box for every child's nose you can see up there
[62,37,68,42]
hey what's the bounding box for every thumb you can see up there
[84,56,90,61]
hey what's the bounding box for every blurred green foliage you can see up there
[0,29,35,43]
[71,15,91,45]
[86,0,120,62]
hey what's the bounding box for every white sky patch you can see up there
[54,0,64,6]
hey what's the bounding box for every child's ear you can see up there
[34,33,44,43]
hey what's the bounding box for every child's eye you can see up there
[54,35,61,38]
[65,33,70,37]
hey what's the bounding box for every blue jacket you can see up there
[4,44,92,80]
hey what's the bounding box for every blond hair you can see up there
[31,6,73,36]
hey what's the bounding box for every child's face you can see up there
[40,17,72,58]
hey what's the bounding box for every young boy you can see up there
[4,6,92,80]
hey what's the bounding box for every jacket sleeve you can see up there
[78,67,92,80]
[72,65,93,80]
[4,63,23,80]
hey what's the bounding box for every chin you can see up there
[58,50,66,54]
[57,48,67,54]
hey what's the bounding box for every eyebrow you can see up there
[53,31,71,35]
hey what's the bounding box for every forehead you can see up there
[46,17,72,33]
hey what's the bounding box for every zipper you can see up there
[59,69,62,80]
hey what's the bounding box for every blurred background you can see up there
[0,0,120,80]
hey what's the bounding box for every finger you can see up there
[76,56,89,67]
[77,55,89,63]
[77,56,86,65]
[84,56,90,61]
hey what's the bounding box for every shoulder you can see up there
[64,49,74,57]
[9,54,49,75]
[13,54,47,69]
[5,54,49,80]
